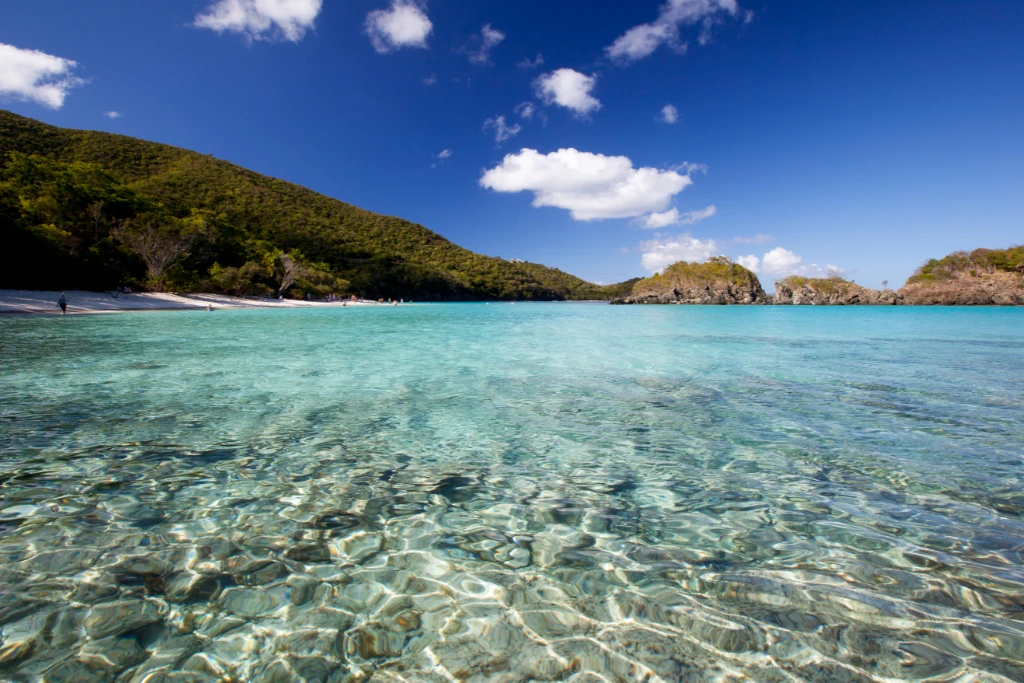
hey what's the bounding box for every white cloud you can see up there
[0,43,84,109]
[740,246,844,279]
[698,16,719,46]
[658,104,679,124]
[518,54,544,69]
[194,0,322,42]
[480,148,696,221]
[642,208,682,230]
[736,254,759,272]
[678,205,718,225]
[534,69,600,116]
[515,101,536,119]
[606,0,740,63]
[640,204,716,229]
[422,73,437,85]
[760,247,803,276]
[463,24,504,65]
[366,0,432,53]
[431,148,452,168]
[731,233,772,244]
[483,115,521,145]
[103,111,122,119]
[639,234,720,272]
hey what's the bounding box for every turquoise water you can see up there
[1,304,1024,682]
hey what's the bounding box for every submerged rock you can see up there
[0,610,54,665]
[285,544,332,563]
[84,600,162,639]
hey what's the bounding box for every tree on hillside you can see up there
[275,252,305,295]
[114,213,206,290]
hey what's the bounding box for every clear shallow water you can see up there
[1,304,1023,683]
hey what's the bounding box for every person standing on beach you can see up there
[58,292,67,315]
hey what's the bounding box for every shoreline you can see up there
[0,290,394,315]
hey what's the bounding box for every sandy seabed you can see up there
[0,290,388,315]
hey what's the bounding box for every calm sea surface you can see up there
[1,304,1023,682]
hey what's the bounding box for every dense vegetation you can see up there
[0,110,627,300]
[631,256,761,294]
[906,246,1024,284]
[778,274,849,293]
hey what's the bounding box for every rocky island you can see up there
[773,276,902,305]
[899,247,1024,305]
[612,247,1024,306]
[611,256,768,305]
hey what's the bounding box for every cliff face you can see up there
[774,277,902,305]
[899,271,1024,305]
[896,248,1024,305]
[612,257,767,305]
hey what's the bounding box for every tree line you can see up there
[0,110,631,300]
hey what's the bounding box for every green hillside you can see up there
[631,257,763,295]
[0,110,627,300]
[906,246,1024,284]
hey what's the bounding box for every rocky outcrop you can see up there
[609,247,1024,307]
[774,278,903,305]
[611,257,768,305]
[897,247,1024,305]
[899,271,1024,305]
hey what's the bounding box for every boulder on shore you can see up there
[611,257,768,305]
[774,277,902,305]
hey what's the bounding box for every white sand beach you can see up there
[0,290,391,315]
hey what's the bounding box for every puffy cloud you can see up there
[606,0,740,63]
[103,111,122,119]
[760,247,804,276]
[483,115,521,145]
[462,24,504,65]
[194,0,322,42]
[0,43,84,109]
[518,53,544,69]
[640,204,716,229]
[366,0,432,53]
[739,246,843,279]
[480,148,696,221]
[658,104,679,124]
[642,208,682,230]
[736,254,759,272]
[422,73,437,85]
[436,149,452,159]
[534,69,600,116]
[639,234,720,272]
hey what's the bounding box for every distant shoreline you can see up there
[0,290,395,315]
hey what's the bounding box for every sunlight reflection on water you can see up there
[1,304,1023,682]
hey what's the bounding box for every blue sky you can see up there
[1,1,1022,288]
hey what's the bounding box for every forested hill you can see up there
[0,110,629,300]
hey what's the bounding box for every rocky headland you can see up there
[611,257,768,305]
[774,277,902,305]
[898,248,1024,305]
[611,247,1024,306]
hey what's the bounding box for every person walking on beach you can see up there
[58,292,67,315]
